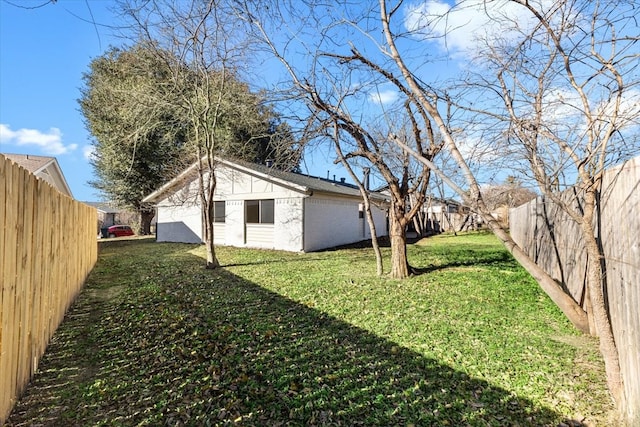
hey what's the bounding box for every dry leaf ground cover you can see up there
[6,232,616,426]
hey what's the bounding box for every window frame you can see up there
[245,199,275,224]
[213,201,226,223]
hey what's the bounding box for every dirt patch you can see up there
[550,334,620,427]
[85,285,125,302]
[550,334,596,350]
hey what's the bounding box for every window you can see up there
[246,200,259,223]
[245,199,274,224]
[213,201,225,223]
[261,200,274,223]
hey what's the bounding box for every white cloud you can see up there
[82,145,96,161]
[369,89,399,105]
[540,88,583,121]
[0,124,77,155]
[537,87,640,131]
[601,89,640,129]
[404,0,555,58]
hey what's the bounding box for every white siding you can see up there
[213,223,225,244]
[153,163,386,251]
[221,200,243,247]
[156,184,203,243]
[274,198,304,251]
[303,196,387,252]
[245,224,275,247]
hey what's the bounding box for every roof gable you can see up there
[2,153,53,173]
[2,153,73,198]
[143,157,385,203]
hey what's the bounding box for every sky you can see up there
[0,0,453,203]
[0,0,121,201]
[0,0,471,203]
[0,0,352,201]
[0,0,378,202]
[3,1,632,202]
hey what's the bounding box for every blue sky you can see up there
[0,0,124,200]
[5,1,619,202]
[0,0,351,201]
[0,0,374,202]
[0,0,462,202]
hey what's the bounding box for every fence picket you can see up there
[0,155,97,423]
[510,156,640,425]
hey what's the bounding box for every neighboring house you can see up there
[83,202,120,227]
[82,201,141,234]
[421,197,486,233]
[420,197,472,233]
[2,153,73,198]
[376,184,468,235]
[143,157,389,252]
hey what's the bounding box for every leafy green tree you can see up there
[80,43,187,234]
[80,42,299,236]
[117,0,305,268]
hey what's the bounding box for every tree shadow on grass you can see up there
[8,242,567,426]
[410,250,515,275]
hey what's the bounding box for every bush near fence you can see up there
[509,156,640,426]
[0,155,98,423]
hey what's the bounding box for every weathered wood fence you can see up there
[0,155,97,423]
[510,156,639,425]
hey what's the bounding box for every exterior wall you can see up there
[153,164,386,252]
[245,224,275,247]
[224,200,245,247]
[156,180,203,244]
[274,198,303,251]
[303,196,387,252]
[155,166,304,250]
[213,223,225,244]
[217,167,304,251]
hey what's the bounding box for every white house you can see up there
[143,158,389,252]
[2,153,73,198]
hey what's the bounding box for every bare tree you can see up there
[120,0,271,268]
[380,0,639,410]
[332,128,384,276]
[238,3,441,278]
[237,0,640,413]
[455,0,638,408]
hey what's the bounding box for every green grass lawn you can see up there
[7,232,615,426]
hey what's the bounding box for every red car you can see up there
[107,225,135,238]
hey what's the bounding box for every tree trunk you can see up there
[202,182,220,270]
[139,208,154,235]
[481,213,590,333]
[363,201,384,276]
[581,191,623,405]
[333,142,384,276]
[389,211,409,279]
[203,201,220,269]
[584,231,624,405]
[409,194,425,237]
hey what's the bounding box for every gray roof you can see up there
[82,201,121,214]
[2,153,54,173]
[2,152,73,197]
[230,158,365,197]
[143,157,387,203]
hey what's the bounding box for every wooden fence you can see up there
[0,155,98,423]
[510,156,639,425]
